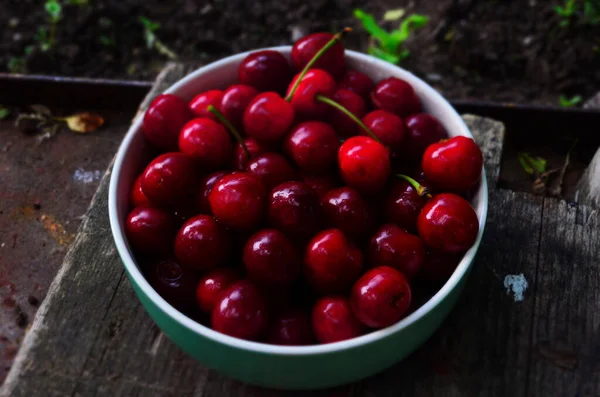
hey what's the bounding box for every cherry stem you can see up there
[396,174,432,198]
[284,27,352,102]
[316,95,382,144]
[207,105,249,158]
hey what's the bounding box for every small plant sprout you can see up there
[554,0,600,27]
[559,95,582,107]
[354,8,428,64]
[554,0,576,27]
[41,0,62,51]
[0,106,11,120]
[139,16,178,60]
[518,153,547,176]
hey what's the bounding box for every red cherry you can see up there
[312,296,364,344]
[367,224,425,279]
[287,69,336,117]
[142,94,192,151]
[328,89,366,137]
[362,110,405,151]
[301,173,339,199]
[219,84,259,129]
[196,171,228,214]
[384,179,428,233]
[371,77,421,118]
[130,174,150,208]
[417,250,462,283]
[208,172,266,230]
[238,50,292,94]
[266,308,314,345]
[189,90,223,119]
[233,137,267,171]
[304,229,363,294]
[284,121,339,173]
[321,187,373,241]
[195,267,241,313]
[243,93,295,143]
[402,113,448,161]
[338,69,375,100]
[125,206,176,254]
[422,136,483,194]
[147,258,199,312]
[338,136,390,194]
[243,229,300,286]
[141,153,198,207]
[417,193,479,254]
[174,214,230,271]
[247,153,297,191]
[350,266,412,328]
[291,32,345,77]
[211,280,268,341]
[268,181,322,240]
[178,118,232,170]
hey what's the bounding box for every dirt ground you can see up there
[1,0,599,106]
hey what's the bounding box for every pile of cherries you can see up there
[125,29,483,345]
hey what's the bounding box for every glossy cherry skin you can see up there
[268,181,322,240]
[243,229,301,286]
[403,113,448,161]
[368,224,426,279]
[291,32,345,77]
[329,89,366,137]
[287,69,336,117]
[362,110,405,152]
[384,179,429,233]
[338,69,375,100]
[422,136,483,194]
[195,267,241,313]
[350,266,412,328]
[174,214,230,271]
[301,173,339,199]
[142,94,192,151]
[209,172,266,230]
[312,296,364,343]
[140,153,198,208]
[304,229,363,294]
[285,121,338,173]
[233,137,266,171]
[371,77,421,118]
[130,174,150,208]
[147,258,199,312]
[125,206,176,254]
[238,50,291,94]
[211,280,268,341]
[188,90,223,120]
[247,153,297,191]
[266,308,314,345]
[178,118,232,170]
[321,187,373,241]
[219,84,259,129]
[338,136,390,195]
[196,171,228,214]
[417,193,479,254]
[243,92,295,143]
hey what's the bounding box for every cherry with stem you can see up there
[396,174,432,198]
[207,104,249,158]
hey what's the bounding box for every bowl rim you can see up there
[108,46,488,356]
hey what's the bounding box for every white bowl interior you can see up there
[109,47,488,355]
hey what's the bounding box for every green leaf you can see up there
[45,0,62,22]
[559,95,582,107]
[354,9,395,51]
[518,152,547,175]
[383,8,405,21]
[139,16,160,32]
[368,46,401,64]
[390,14,429,49]
[0,106,10,120]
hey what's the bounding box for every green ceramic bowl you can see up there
[108,47,488,390]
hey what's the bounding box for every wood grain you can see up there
[2,65,599,397]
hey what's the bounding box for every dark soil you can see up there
[1,0,600,105]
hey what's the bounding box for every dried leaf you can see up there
[30,104,52,116]
[61,112,104,133]
[383,8,405,21]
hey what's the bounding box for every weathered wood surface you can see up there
[2,66,599,397]
[575,93,600,209]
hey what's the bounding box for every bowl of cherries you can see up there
[109,28,487,390]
